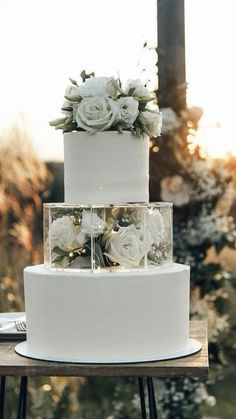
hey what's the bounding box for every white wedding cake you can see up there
[18,75,201,363]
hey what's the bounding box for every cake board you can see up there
[15,338,202,364]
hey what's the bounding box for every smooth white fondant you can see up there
[63,131,149,204]
[15,338,202,364]
[24,263,190,363]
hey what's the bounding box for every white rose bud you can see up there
[65,84,80,98]
[106,77,118,97]
[118,97,139,128]
[139,110,162,138]
[75,96,120,132]
[79,77,116,98]
[125,79,150,98]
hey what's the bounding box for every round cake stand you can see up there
[15,338,202,364]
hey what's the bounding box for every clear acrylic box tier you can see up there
[44,203,173,271]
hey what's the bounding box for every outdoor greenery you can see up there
[149,81,236,419]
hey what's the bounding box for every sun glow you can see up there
[0,0,157,160]
[185,0,236,157]
[0,0,236,159]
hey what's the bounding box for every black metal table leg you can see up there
[0,376,6,419]
[147,378,158,419]
[16,377,28,419]
[138,377,147,419]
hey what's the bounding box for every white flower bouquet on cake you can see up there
[50,72,162,138]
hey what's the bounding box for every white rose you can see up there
[105,225,145,268]
[75,96,120,132]
[161,107,181,134]
[79,76,116,98]
[125,79,150,98]
[146,209,164,248]
[139,110,162,138]
[76,211,106,245]
[161,175,191,207]
[51,216,79,251]
[138,208,164,251]
[65,84,81,98]
[118,97,139,128]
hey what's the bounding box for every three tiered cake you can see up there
[16,75,201,363]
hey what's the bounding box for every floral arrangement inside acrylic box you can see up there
[50,72,162,138]
[44,203,173,271]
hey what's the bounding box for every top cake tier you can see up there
[64,131,149,205]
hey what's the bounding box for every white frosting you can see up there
[64,131,149,204]
[24,263,190,363]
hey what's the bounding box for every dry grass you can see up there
[0,125,50,311]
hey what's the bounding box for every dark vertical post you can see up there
[17,376,28,419]
[157,0,186,110]
[138,377,147,419]
[147,378,158,419]
[0,376,6,419]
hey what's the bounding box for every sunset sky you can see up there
[0,0,235,159]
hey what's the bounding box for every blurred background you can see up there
[1,0,236,418]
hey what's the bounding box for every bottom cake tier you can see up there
[23,263,191,363]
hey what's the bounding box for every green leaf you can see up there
[52,246,68,256]
[55,123,67,130]
[111,79,124,94]
[113,123,123,134]
[80,70,95,82]
[64,95,81,103]
[52,254,71,268]
[138,96,155,103]
[61,106,73,112]
[49,117,67,127]
[94,243,106,268]
[62,123,78,132]
[64,115,73,125]
[142,125,153,138]
[69,77,79,86]
[128,87,136,96]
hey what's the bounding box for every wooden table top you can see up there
[0,320,208,378]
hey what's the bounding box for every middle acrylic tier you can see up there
[44,203,173,271]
